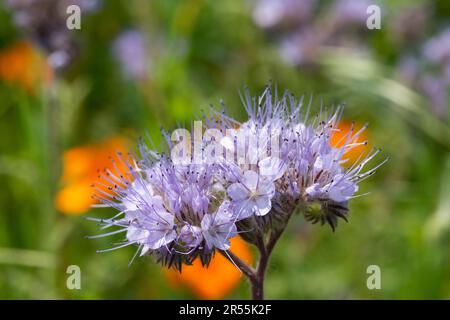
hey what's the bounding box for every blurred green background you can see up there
[1,0,450,299]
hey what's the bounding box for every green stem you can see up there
[251,212,294,300]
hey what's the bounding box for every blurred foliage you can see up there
[0,0,450,299]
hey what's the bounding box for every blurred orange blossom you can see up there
[0,40,52,92]
[55,137,129,215]
[330,120,369,165]
[165,236,253,299]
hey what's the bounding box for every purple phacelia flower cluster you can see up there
[90,87,385,271]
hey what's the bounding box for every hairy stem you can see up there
[219,249,256,282]
[251,236,268,300]
[222,213,294,300]
[250,213,294,300]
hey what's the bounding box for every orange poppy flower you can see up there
[165,236,253,299]
[0,40,52,92]
[55,137,129,215]
[330,120,369,165]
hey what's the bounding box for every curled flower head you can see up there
[203,86,387,231]
[91,152,240,271]
[90,86,386,271]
